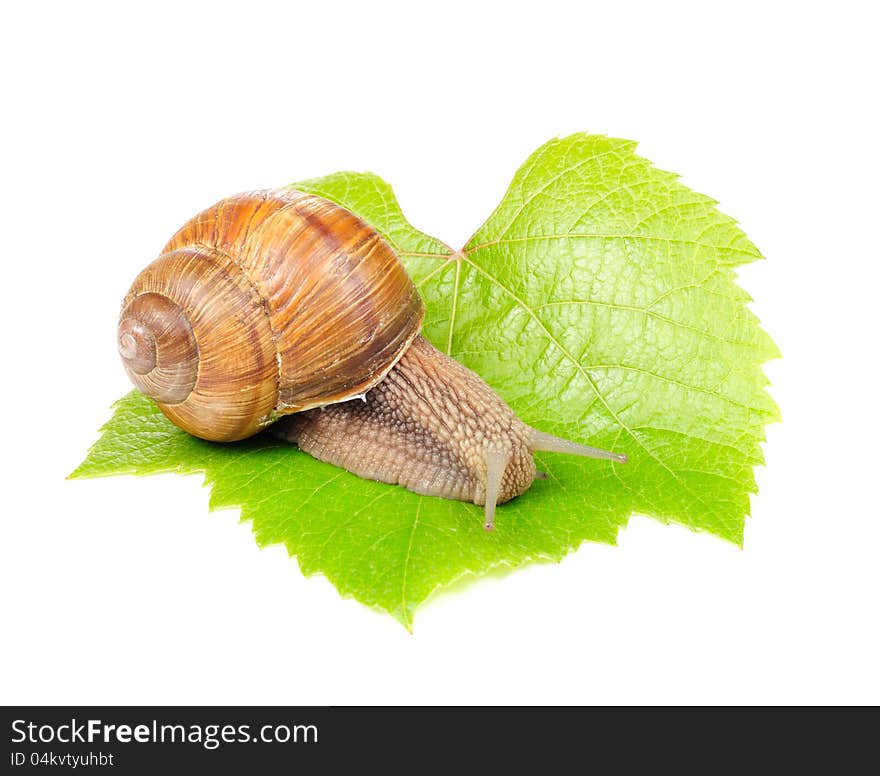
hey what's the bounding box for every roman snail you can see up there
[117,189,626,530]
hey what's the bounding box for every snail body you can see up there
[118,189,626,529]
[273,334,538,525]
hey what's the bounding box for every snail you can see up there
[118,189,626,530]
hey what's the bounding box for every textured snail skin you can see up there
[119,189,626,529]
[273,334,537,510]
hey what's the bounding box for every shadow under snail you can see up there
[117,189,626,530]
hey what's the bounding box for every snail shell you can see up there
[117,189,424,441]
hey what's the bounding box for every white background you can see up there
[2,1,877,705]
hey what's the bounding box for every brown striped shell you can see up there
[117,189,425,442]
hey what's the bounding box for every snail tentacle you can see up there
[529,428,627,464]
[483,449,511,531]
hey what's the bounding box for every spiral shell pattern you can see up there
[118,189,424,441]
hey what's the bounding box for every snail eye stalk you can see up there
[529,428,627,464]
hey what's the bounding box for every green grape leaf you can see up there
[72,134,780,629]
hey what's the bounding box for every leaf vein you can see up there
[461,255,729,525]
